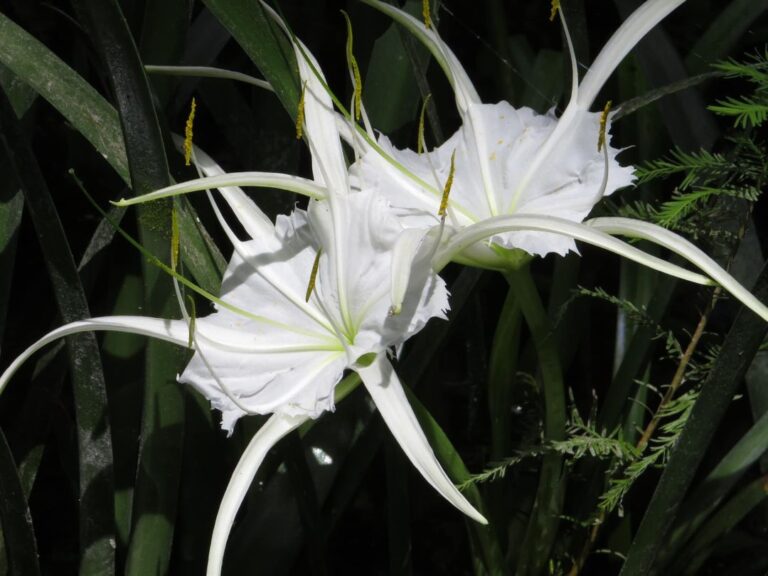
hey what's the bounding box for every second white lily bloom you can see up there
[354,0,690,265]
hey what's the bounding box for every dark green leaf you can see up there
[0,426,39,576]
[201,0,300,118]
[0,85,116,575]
[69,1,185,573]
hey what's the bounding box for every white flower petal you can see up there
[308,192,449,357]
[0,316,188,394]
[390,228,432,316]
[588,217,768,322]
[172,134,275,240]
[433,214,714,287]
[360,0,480,111]
[578,0,688,109]
[207,413,308,576]
[353,102,634,258]
[358,356,487,524]
[180,344,346,431]
[258,1,349,195]
[114,172,325,206]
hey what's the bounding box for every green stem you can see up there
[488,288,522,460]
[505,266,566,576]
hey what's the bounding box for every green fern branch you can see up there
[709,96,768,128]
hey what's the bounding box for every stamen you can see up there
[550,0,561,21]
[186,294,196,349]
[438,150,456,221]
[183,97,197,166]
[598,100,612,152]
[171,202,180,271]
[417,94,432,155]
[342,11,363,121]
[305,248,322,302]
[423,0,432,29]
[296,82,307,140]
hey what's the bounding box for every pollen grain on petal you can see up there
[305,248,322,302]
[183,97,197,166]
[439,150,456,219]
[598,100,612,152]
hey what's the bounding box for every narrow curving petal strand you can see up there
[207,413,309,576]
[359,356,487,524]
[587,217,768,321]
[113,171,326,206]
[432,215,713,287]
[577,0,688,109]
[0,316,189,395]
[173,135,275,239]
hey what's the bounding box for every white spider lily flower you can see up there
[347,0,768,321]
[354,0,685,265]
[0,8,489,576]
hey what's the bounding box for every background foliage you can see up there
[0,0,767,574]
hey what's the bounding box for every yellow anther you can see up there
[183,97,197,166]
[342,11,363,121]
[550,0,561,21]
[598,100,612,152]
[305,248,322,302]
[186,295,197,349]
[171,202,180,271]
[296,83,307,140]
[438,150,456,219]
[417,94,432,155]
[423,0,432,29]
[351,60,362,121]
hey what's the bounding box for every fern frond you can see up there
[636,148,730,187]
[712,48,768,84]
[709,96,768,128]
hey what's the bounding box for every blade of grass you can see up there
[0,62,36,117]
[488,288,521,460]
[677,474,768,575]
[0,85,116,575]
[70,1,186,574]
[283,433,326,576]
[685,0,768,75]
[386,435,413,576]
[613,0,718,150]
[619,261,768,576]
[138,0,190,106]
[363,0,426,134]
[504,266,566,576]
[599,273,677,431]
[0,426,39,576]
[660,407,768,563]
[201,0,300,118]
[0,154,22,343]
[404,387,504,576]
[0,11,223,293]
